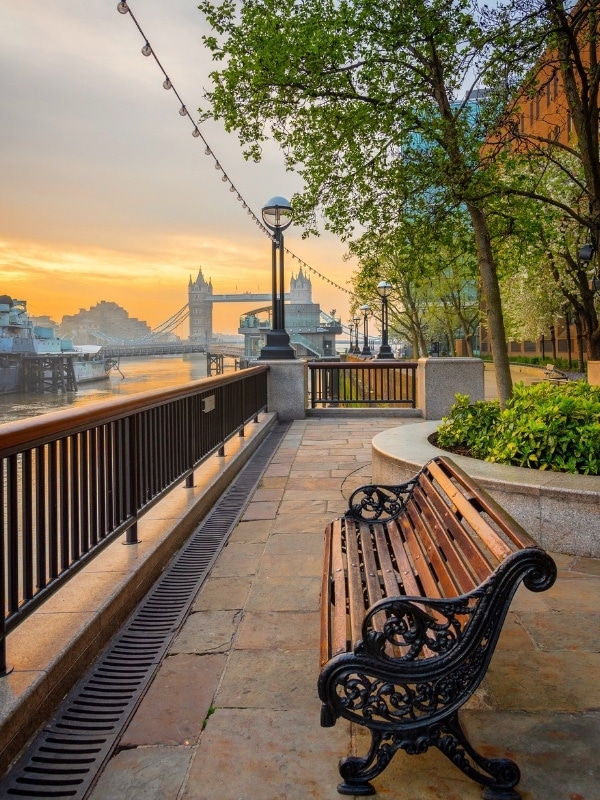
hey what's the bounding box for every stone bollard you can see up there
[251,359,307,421]
[417,357,484,420]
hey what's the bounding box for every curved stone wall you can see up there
[372,421,600,557]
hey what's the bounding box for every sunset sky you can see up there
[0,1,355,336]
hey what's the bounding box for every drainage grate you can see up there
[0,422,290,799]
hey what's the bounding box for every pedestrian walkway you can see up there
[85,417,600,800]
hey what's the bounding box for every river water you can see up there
[0,355,235,425]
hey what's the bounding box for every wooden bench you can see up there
[543,364,569,383]
[318,456,556,799]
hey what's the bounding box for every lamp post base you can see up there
[258,330,296,360]
[376,345,395,359]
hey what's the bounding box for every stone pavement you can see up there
[87,417,600,800]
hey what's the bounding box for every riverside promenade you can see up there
[79,415,600,800]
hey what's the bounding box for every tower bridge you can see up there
[90,268,342,358]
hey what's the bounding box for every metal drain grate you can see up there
[0,422,290,799]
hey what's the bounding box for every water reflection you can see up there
[0,355,224,424]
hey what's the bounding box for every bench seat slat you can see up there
[360,523,387,630]
[345,518,368,647]
[326,519,350,663]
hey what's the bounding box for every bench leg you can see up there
[336,714,521,799]
[337,730,386,795]
[435,713,521,799]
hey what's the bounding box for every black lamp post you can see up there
[579,243,599,290]
[258,196,295,360]
[353,316,360,354]
[376,280,395,359]
[360,304,372,355]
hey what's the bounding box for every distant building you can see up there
[239,269,342,358]
[60,301,152,346]
[188,268,213,345]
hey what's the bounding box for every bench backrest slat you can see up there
[410,484,481,594]
[434,458,538,551]
[385,519,423,597]
[425,460,514,562]
[415,477,500,586]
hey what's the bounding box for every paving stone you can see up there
[120,653,226,747]
[462,711,600,800]
[215,649,319,710]
[171,609,242,655]
[245,575,321,612]
[263,531,324,557]
[249,487,285,502]
[241,501,280,520]
[518,610,600,652]
[235,611,319,650]
[208,542,265,577]
[88,746,192,800]
[193,576,253,611]
[486,650,600,712]
[543,575,600,613]
[227,519,272,543]
[181,708,350,800]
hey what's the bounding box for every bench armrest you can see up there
[358,594,473,661]
[357,547,556,663]
[347,477,418,521]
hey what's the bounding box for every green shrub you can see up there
[437,382,600,475]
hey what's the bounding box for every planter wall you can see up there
[372,421,600,558]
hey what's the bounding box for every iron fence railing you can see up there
[0,366,268,673]
[308,361,417,408]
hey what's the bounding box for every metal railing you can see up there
[0,365,268,673]
[308,361,417,407]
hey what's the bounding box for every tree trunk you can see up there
[468,204,513,404]
[575,314,585,372]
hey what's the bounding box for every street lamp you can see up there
[353,316,360,354]
[376,281,395,359]
[360,304,372,356]
[579,243,600,291]
[258,196,295,360]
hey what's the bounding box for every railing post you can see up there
[124,415,139,545]
[186,394,195,488]
[0,457,11,676]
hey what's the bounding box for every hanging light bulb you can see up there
[221,174,228,182]
[205,146,212,156]
[163,77,172,90]
[179,105,187,116]
[192,128,200,137]
[215,162,221,170]
[117,1,129,13]
[230,185,236,192]
[142,42,152,57]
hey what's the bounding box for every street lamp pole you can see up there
[376,281,395,359]
[360,304,371,356]
[353,316,360,354]
[258,196,295,360]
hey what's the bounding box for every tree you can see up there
[486,0,600,357]
[199,0,515,401]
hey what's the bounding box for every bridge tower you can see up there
[188,268,213,345]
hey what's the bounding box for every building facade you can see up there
[188,268,213,345]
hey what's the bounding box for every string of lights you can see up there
[116,0,354,299]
